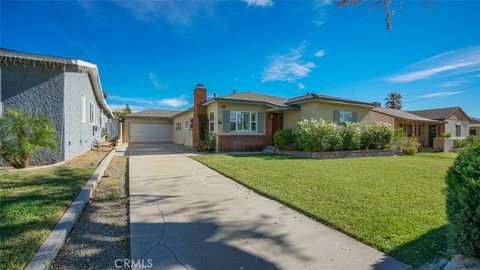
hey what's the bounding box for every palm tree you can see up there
[0,109,58,169]
[384,92,403,109]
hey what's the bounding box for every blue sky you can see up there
[2,0,480,116]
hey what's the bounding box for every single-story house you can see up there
[122,84,379,152]
[470,117,480,137]
[0,48,117,164]
[368,107,444,147]
[409,107,471,139]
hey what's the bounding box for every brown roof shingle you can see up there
[372,108,442,123]
[409,107,460,120]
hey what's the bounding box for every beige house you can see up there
[120,84,474,152]
[368,108,444,147]
[121,84,378,152]
[470,117,480,137]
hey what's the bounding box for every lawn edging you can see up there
[24,148,116,270]
[0,161,66,173]
[275,149,395,159]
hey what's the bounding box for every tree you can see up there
[0,109,58,169]
[336,0,433,31]
[113,104,132,118]
[384,92,403,109]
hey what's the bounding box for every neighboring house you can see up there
[0,48,116,164]
[368,107,444,147]
[409,107,471,139]
[122,84,378,152]
[470,117,480,137]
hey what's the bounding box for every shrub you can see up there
[401,146,417,155]
[0,109,58,168]
[392,129,408,150]
[445,141,480,257]
[453,138,466,148]
[195,135,216,152]
[296,119,342,152]
[361,122,394,150]
[273,129,295,151]
[340,122,361,150]
[441,131,452,138]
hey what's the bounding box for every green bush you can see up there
[340,122,361,150]
[273,129,295,151]
[401,146,417,155]
[361,122,394,150]
[296,119,342,152]
[0,109,57,168]
[454,136,480,148]
[195,135,216,152]
[441,131,452,138]
[392,129,408,150]
[445,141,480,257]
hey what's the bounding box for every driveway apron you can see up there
[128,143,410,270]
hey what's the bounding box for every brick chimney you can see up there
[192,84,208,148]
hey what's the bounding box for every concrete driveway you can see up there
[128,143,410,270]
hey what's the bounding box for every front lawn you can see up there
[0,148,112,270]
[192,153,457,266]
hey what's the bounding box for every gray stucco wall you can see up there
[63,71,110,161]
[445,120,469,138]
[0,63,65,164]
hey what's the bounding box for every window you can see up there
[470,129,477,136]
[209,112,215,132]
[230,111,257,132]
[189,119,193,129]
[175,122,182,131]
[338,111,353,123]
[456,124,461,137]
[185,120,190,129]
[89,101,95,124]
[81,94,86,122]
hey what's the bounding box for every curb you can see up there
[24,148,117,270]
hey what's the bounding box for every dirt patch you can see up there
[0,145,113,171]
[51,156,129,270]
[64,145,114,168]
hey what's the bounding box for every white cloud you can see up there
[437,80,465,88]
[243,0,274,7]
[157,95,189,108]
[149,73,167,90]
[387,46,480,82]
[262,44,316,82]
[314,49,325,58]
[109,95,189,108]
[312,0,332,27]
[418,91,463,99]
[109,95,155,105]
[297,83,306,90]
[111,1,215,25]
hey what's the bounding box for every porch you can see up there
[396,121,445,147]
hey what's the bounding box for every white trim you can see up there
[81,94,86,123]
[89,101,95,125]
[230,111,257,132]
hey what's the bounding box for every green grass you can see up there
[0,167,95,270]
[192,152,457,266]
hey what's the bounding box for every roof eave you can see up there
[285,97,375,108]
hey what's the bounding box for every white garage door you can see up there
[129,123,173,143]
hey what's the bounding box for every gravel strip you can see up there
[52,157,130,270]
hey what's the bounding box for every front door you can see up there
[428,125,436,147]
[271,113,283,144]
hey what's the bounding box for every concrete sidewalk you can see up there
[128,143,410,270]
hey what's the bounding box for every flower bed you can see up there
[276,148,394,159]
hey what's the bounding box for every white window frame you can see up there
[230,111,257,132]
[209,112,215,133]
[455,124,461,137]
[81,94,86,123]
[338,111,353,123]
[189,119,193,129]
[185,120,190,129]
[89,101,95,125]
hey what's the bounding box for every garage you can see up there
[129,123,173,143]
[121,109,182,143]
